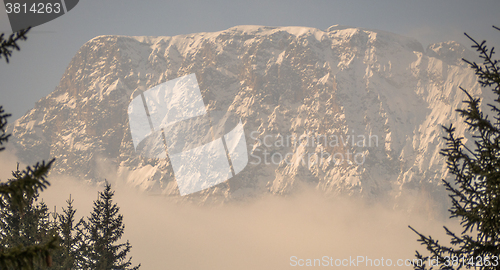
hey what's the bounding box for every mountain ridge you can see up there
[9,24,484,210]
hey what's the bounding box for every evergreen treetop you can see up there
[0,27,59,269]
[410,26,500,270]
[83,183,140,270]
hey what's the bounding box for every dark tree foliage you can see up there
[0,27,58,269]
[0,194,57,270]
[0,109,58,269]
[0,27,30,63]
[52,195,86,270]
[0,107,10,152]
[410,26,500,270]
[82,183,140,270]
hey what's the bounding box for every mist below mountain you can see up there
[8,25,486,212]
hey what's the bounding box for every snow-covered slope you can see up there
[10,25,484,207]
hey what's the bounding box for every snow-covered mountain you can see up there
[9,25,484,207]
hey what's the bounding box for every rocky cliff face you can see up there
[10,25,484,207]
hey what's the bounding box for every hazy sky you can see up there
[0,0,499,120]
[0,2,498,268]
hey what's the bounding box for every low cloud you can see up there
[1,149,460,269]
[41,178,461,269]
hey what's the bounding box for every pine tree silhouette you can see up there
[0,27,58,270]
[82,183,140,270]
[52,195,86,269]
[410,26,500,270]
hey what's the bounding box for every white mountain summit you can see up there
[9,25,484,208]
